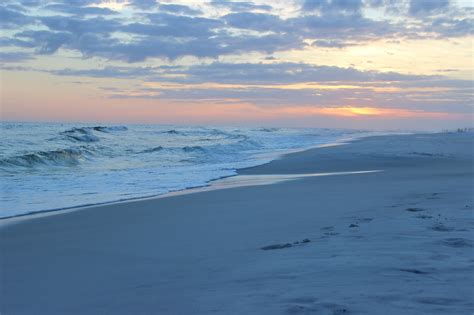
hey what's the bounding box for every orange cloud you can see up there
[275,106,455,119]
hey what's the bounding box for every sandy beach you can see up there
[1,132,473,314]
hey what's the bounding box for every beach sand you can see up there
[1,132,473,314]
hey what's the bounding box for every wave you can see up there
[141,146,164,153]
[59,126,127,142]
[161,128,246,139]
[61,128,100,142]
[92,126,128,132]
[257,127,280,132]
[141,145,207,154]
[108,126,128,132]
[1,122,366,218]
[141,140,260,156]
[164,129,180,135]
[212,138,262,154]
[182,146,206,153]
[0,147,93,169]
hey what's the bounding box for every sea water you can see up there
[0,122,373,218]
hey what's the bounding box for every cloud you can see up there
[143,13,222,37]
[8,10,305,62]
[302,0,363,14]
[47,62,434,84]
[39,15,121,35]
[290,12,395,41]
[224,12,284,31]
[105,80,472,115]
[312,39,355,48]
[302,0,327,11]
[210,1,273,12]
[429,16,473,37]
[128,0,158,9]
[49,66,158,78]
[0,51,34,62]
[42,4,118,16]
[81,33,300,62]
[162,62,432,84]
[37,61,469,116]
[158,4,202,15]
[409,0,450,16]
[1,0,472,63]
[0,0,471,128]
[0,5,34,28]
[14,30,73,54]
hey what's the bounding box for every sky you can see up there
[0,0,473,130]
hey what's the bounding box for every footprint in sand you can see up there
[399,268,430,275]
[406,207,426,212]
[261,243,292,250]
[261,239,311,250]
[285,300,348,315]
[439,238,473,248]
[293,239,311,245]
[416,297,464,306]
[416,214,433,219]
[427,193,442,200]
[320,226,335,231]
[324,232,340,236]
[431,222,455,232]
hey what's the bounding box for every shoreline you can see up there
[1,131,472,314]
[0,132,379,225]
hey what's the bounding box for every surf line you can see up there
[166,170,383,197]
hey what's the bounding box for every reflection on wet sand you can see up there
[166,170,383,197]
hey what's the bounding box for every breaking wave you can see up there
[60,126,127,142]
[164,129,180,135]
[0,147,93,169]
[94,126,128,132]
[61,128,100,142]
[182,146,206,153]
[141,146,164,153]
[257,127,280,132]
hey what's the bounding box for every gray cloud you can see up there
[158,4,202,15]
[302,0,364,14]
[429,16,473,37]
[108,82,472,114]
[223,12,284,31]
[14,30,73,54]
[312,39,355,48]
[39,15,121,35]
[0,51,34,62]
[164,62,432,84]
[409,0,450,16]
[0,0,471,63]
[0,5,35,28]
[7,58,470,115]
[210,1,272,12]
[42,4,118,16]
[290,12,396,41]
[128,0,158,9]
[50,66,158,78]
[47,62,434,84]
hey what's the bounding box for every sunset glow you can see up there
[0,0,473,129]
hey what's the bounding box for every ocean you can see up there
[0,122,374,218]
